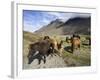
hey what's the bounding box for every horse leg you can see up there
[43,55,46,64]
[38,59,41,64]
[38,54,43,64]
[78,44,80,48]
[78,44,80,51]
[71,44,74,53]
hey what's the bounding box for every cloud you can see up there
[23,10,90,32]
[46,12,90,22]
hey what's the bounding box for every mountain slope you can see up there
[34,17,91,35]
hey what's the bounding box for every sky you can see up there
[23,10,90,32]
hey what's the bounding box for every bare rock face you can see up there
[23,54,67,69]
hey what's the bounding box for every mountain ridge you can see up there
[34,17,91,35]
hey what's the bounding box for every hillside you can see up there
[34,17,91,35]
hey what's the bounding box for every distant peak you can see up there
[49,19,63,25]
[55,19,63,22]
[65,17,91,24]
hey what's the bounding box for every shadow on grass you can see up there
[64,46,72,53]
[82,43,89,46]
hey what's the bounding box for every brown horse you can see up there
[44,36,64,56]
[27,35,62,64]
[71,34,81,53]
[44,36,58,53]
[27,40,55,64]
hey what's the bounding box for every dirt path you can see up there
[23,54,67,69]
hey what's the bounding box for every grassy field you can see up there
[23,31,91,68]
[55,35,91,67]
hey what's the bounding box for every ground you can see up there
[23,54,67,69]
[23,31,91,69]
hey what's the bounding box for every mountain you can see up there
[34,17,91,35]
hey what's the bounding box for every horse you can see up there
[71,34,81,53]
[27,40,55,64]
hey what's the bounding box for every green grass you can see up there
[62,39,91,66]
[23,31,91,67]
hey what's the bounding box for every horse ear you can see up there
[57,40,62,49]
[44,36,50,40]
[78,35,80,39]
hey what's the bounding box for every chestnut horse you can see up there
[71,34,81,53]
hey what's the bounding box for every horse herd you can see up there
[27,34,90,65]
